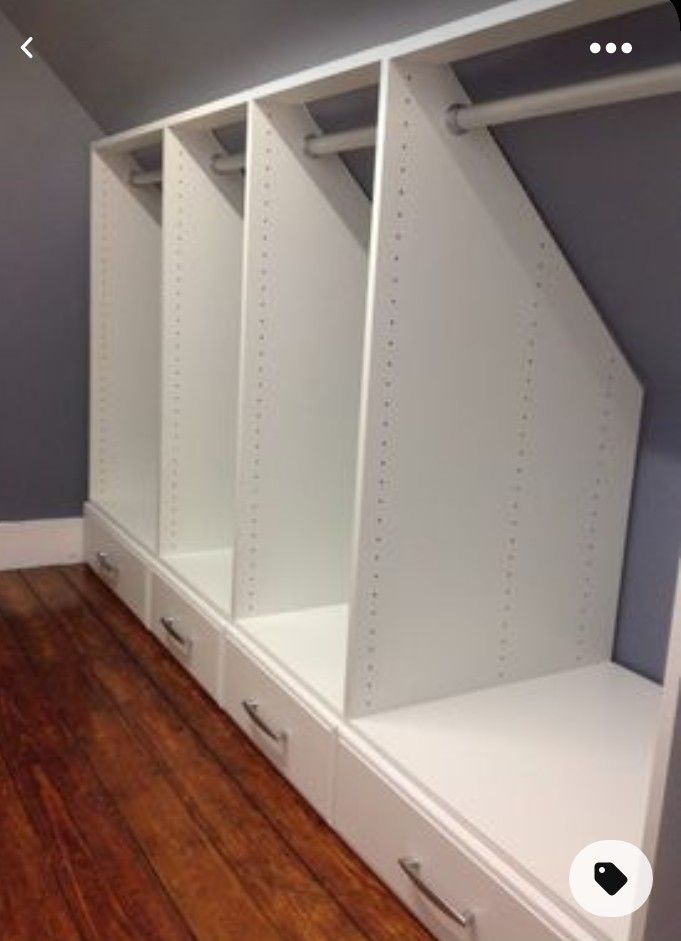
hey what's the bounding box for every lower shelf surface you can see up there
[240,604,348,712]
[163,547,234,614]
[353,662,661,941]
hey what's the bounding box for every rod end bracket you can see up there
[445,103,468,136]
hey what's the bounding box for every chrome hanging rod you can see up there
[448,63,681,134]
[208,123,377,175]
[129,168,162,187]
[304,124,376,156]
[211,151,247,174]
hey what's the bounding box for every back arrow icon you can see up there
[21,37,33,58]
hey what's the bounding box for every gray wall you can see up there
[0,11,99,520]
[457,2,681,682]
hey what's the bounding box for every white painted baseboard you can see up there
[0,517,84,571]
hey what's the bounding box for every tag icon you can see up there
[594,861,628,896]
[570,841,653,918]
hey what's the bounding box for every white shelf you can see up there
[164,548,234,614]
[240,604,349,711]
[354,662,662,941]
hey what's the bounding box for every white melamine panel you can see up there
[90,150,162,553]
[335,737,562,941]
[233,97,371,619]
[222,633,337,819]
[159,124,244,612]
[352,663,661,941]
[346,61,642,716]
[240,604,348,711]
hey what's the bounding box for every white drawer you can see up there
[335,739,558,941]
[85,513,148,624]
[222,636,335,820]
[151,575,224,702]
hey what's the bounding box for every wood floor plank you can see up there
[0,751,83,941]
[61,564,433,941]
[0,606,196,941]
[25,566,369,941]
[0,570,282,941]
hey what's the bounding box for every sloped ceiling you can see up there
[0,0,501,132]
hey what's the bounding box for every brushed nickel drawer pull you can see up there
[96,551,118,578]
[241,699,287,744]
[398,857,474,929]
[160,616,192,653]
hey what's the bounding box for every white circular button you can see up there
[570,841,653,918]
[590,42,601,54]
[622,42,633,54]
[606,42,617,54]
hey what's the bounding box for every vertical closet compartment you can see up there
[90,133,163,552]
[159,106,247,614]
[338,55,665,941]
[233,67,379,713]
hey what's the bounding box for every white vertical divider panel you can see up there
[233,98,371,618]
[346,60,642,717]
[634,561,681,941]
[160,126,244,560]
[90,149,162,553]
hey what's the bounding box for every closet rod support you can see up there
[129,168,162,187]
[447,63,681,134]
[211,151,247,174]
[304,124,376,157]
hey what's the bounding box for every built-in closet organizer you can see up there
[334,53,676,941]
[222,66,379,818]
[84,2,681,938]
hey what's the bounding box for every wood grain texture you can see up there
[0,566,431,941]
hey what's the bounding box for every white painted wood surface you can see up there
[346,60,641,717]
[233,95,371,618]
[0,517,83,570]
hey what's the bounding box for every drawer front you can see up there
[151,575,224,702]
[85,513,148,624]
[222,638,335,820]
[335,740,558,941]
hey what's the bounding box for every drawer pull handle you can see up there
[398,857,474,929]
[160,616,192,653]
[241,699,287,744]
[96,551,118,578]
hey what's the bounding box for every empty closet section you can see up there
[344,56,650,941]
[159,106,247,614]
[90,133,163,552]
[234,68,379,711]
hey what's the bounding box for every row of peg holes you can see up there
[167,150,189,551]
[361,77,413,710]
[577,359,615,661]
[245,121,274,614]
[497,248,546,680]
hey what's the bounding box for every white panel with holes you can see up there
[233,97,371,619]
[159,123,245,613]
[346,60,642,717]
[89,149,162,554]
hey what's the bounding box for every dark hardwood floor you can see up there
[0,565,431,941]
